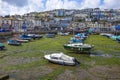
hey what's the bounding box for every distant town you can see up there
[0,8,120,33]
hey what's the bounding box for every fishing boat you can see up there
[7,39,21,46]
[0,43,6,50]
[44,52,79,66]
[63,43,94,52]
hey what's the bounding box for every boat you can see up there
[116,38,120,43]
[46,34,55,38]
[100,33,113,38]
[63,43,94,52]
[75,33,88,39]
[110,35,120,40]
[19,34,32,41]
[7,39,21,46]
[27,34,43,39]
[69,37,84,43]
[15,39,29,43]
[0,43,6,50]
[44,52,79,66]
[59,32,70,36]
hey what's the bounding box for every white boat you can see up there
[16,39,29,43]
[59,32,70,36]
[44,52,79,66]
[100,33,113,38]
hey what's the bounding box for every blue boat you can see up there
[20,34,32,41]
[75,33,88,39]
[110,35,120,40]
[46,34,55,38]
[69,37,84,43]
[7,39,21,46]
[116,38,120,43]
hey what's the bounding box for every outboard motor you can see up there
[73,58,80,65]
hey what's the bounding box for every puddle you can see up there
[90,53,112,58]
[90,50,120,58]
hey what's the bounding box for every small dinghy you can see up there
[44,52,79,66]
[0,43,6,50]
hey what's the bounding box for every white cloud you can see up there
[0,0,44,16]
[28,0,44,12]
[81,0,101,9]
[101,0,120,9]
[45,0,80,10]
[0,0,120,16]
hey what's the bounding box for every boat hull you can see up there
[44,54,76,66]
[63,44,93,52]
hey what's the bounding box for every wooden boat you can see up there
[0,43,6,50]
[63,43,94,52]
[44,52,79,66]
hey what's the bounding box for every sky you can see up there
[0,0,120,16]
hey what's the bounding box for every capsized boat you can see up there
[64,43,94,52]
[44,52,79,66]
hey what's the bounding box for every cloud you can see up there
[101,0,120,9]
[0,0,120,16]
[0,0,44,16]
[45,0,80,10]
[2,0,28,7]
[28,0,44,12]
[81,0,101,9]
